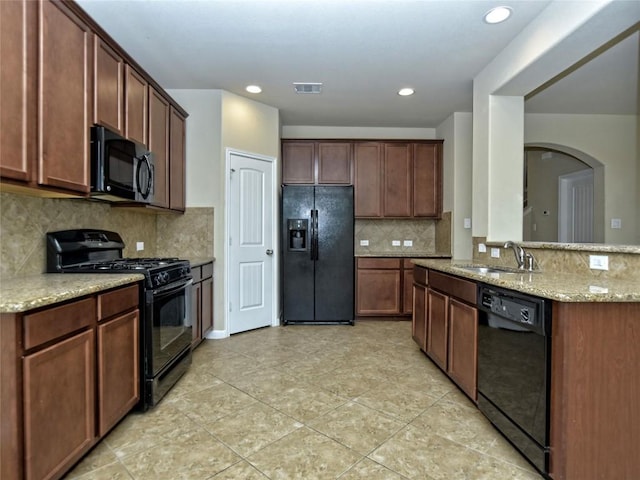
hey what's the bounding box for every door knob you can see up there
[266,249,274,255]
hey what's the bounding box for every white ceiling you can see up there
[77,0,639,128]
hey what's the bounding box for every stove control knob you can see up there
[155,272,169,286]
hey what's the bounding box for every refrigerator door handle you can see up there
[313,209,319,260]
[310,210,316,260]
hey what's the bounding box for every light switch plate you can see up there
[478,243,487,253]
[136,241,144,251]
[403,240,413,247]
[589,255,609,270]
[490,248,500,258]
[463,218,471,229]
[360,240,369,246]
[611,218,622,229]
[392,240,401,247]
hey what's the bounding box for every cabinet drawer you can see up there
[429,271,476,305]
[98,284,139,321]
[357,258,401,269]
[403,259,415,269]
[413,266,428,286]
[201,262,213,280]
[24,297,96,350]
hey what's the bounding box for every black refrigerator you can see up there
[282,185,354,325]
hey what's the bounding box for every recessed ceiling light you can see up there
[484,6,512,24]
[398,88,415,96]
[246,85,262,94]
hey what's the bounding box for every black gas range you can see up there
[47,229,193,410]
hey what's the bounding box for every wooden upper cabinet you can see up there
[413,142,442,218]
[383,143,412,217]
[282,140,352,185]
[149,87,170,208]
[94,35,123,134]
[282,141,315,184]
[124,65,147,145]
[0,0,37,182]
[317,142,352,184]
[39,0,93,193]
[169,107,186,211]
[354,142,383,217]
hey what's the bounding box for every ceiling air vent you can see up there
[293,82,323,94]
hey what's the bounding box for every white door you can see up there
[558,169,594,243]
[228,151,275,334]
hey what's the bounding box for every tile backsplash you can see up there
[0,192,213,277]
[354,218,443,255]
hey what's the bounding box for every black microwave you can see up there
[90,125,154,203]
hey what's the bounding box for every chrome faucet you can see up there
[504,241,525,269]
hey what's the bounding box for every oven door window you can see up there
[152,280,193,375]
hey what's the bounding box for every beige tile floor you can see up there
[65,320,544,480]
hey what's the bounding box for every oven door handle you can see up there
[153,278,193,296]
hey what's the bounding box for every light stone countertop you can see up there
[355,252,452,258]
[0,274,145,314]
[411,258,640,303]
[188,257,215,268]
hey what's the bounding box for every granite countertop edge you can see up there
[0,273,145,314]
[355,252,452,258]
[411,258,640,303]
[188,257,215,268]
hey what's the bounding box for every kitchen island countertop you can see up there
[0,273,145,314]
[412,258,640,302]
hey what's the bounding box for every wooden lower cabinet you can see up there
[418,269,478,401]
[192,261,214,348]
[23,329,96,480]
[0,283,140,480]
[97,310,139,436]
[356,257,418,318]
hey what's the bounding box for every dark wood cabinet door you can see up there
[282,141,315,184]
[383,143,412,217]
[201,276,214,338]
[413,143,442,217]
[169,107,186,211]
[97,310,139,436]
[191,281,202,348]
[124,65,147,145]
[39,0,92,193]
[356,268,401,315]
[317,142,352,184]
[94,35,123,134]
[427,288,448,370]
[403,267,414,314]
[23,329,96,480]
[354,142,383,217]
[149,87,170,208]
[412,284,427,351]
[0,0,37,182]
[447,298,477,400]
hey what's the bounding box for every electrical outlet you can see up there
[136,241,144,251]
[392,240,401,247]
[403,240,413,247]
[360,240,369,246]
[611,218,622,229]
[589,255,609,270]
[478,243,487,253]
[491,248,500,258]
[463,218,471,229]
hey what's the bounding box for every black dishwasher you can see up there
[477,284,552,477]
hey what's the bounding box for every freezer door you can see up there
[282,186,315,322]
[314,186,354,322]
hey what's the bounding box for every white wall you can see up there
[525,113,637,244]
[437,112,473,259]
[472,0,638,245]
[282,125,436,139]
[167,89,280,336]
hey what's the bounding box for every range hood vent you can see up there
[293,82,323,94]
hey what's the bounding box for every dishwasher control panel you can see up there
[479,286,546,329]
